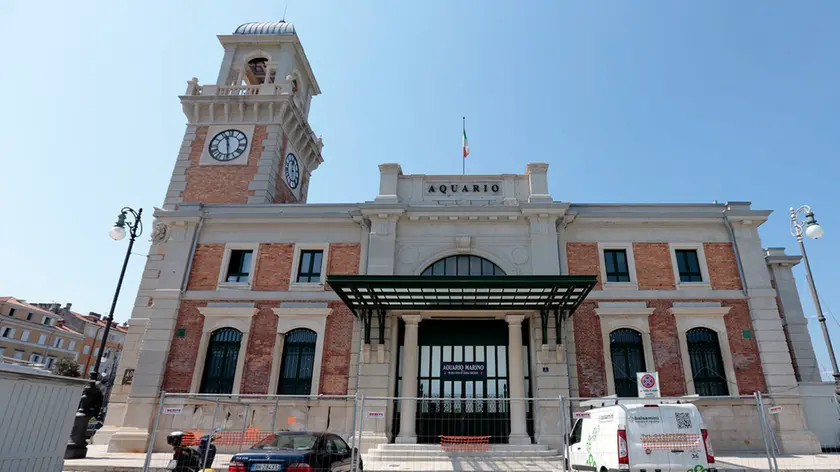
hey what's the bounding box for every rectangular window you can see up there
[1,327,13,338]
[20,330,30,342]
[37,334,47,345]
[29,353,42,363]
[53,338,63,349]
[13,350,24,360]
[83,345,90,354]
[109,334,115,342]
[225,249,253,283]
[26,312,33,321]
[68,340,76,351]
[604,249,631,282]
[42,317,52,326]
[8,308,15,317]
[46,357,56,369]
[675,249,703,282]
[296,250,324,283]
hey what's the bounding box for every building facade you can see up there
[0,297,84,369]
[104,21,824,454]
[32,303,128,379]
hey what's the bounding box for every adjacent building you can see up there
[0,297,84,369]
[103,21,825,455]
[33,302,128,379]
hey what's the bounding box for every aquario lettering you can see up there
[426,182,501,195]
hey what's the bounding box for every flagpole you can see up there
[462,116,466,175]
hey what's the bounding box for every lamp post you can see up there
[790,205,840,396]
[65,207,142,459]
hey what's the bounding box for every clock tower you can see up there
[164,21,323,208]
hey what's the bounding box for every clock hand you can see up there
[225,136,230,153]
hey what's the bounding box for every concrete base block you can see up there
[107,427,150,453]
[395,435,417,444]
[509,433,531,445]
[777,430,822,455]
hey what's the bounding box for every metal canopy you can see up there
[326,275,597,315]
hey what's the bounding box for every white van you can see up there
[565,401,716,472]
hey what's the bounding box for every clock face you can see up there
[208,129,248,162]
[285,153,300,189]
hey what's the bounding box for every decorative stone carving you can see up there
[510,246,530,265]
[149,222,169,244]
[398,245,419,264]
[455,235,471,254]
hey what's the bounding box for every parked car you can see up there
[566,401,716,472]
[228,432,361,472]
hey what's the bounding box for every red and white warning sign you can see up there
[573,412,591,419]
[637,372,661,398]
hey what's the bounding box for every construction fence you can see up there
[141,392,840,472]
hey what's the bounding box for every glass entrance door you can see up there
[392,319,532,444]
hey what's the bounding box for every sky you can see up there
[1,1,838,379]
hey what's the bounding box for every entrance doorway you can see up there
[392,319,532,444]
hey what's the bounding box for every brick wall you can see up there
[181,125,267,204]
[573,298,767,397]
[572,301,607,397]
[186,244,224,290]
[327,243,361,278]
[241,304,279,394]
[704,243,743,290]
[253,243,295,290]
[723,300,767,394]
[320,301,355,395]
[647,300,686,396]
[162,300,206,393]
[633,243,676,290]
[566,242,601,289]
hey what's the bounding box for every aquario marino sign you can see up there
[441,362,487,380]
[425,181,501,196]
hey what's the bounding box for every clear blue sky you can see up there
[1,1,838,379]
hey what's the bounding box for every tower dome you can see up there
[233,21,296,35]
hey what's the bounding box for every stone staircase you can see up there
[362,444,564,472]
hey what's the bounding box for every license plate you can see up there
[165,460,177,470]
[252,464,282,471]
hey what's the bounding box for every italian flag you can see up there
[462,129,470,158]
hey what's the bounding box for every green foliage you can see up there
[53,357,80,377]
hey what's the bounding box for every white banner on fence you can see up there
[637,372,661,398]
[163,407,182,415]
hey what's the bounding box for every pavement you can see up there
[62,445,840,472]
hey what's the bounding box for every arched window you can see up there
[199,328,242,394]
[277,329,318,395]
[610,328,646,397]
[687,328,729,396]
[420,255,506,276]
[246,57,271,85]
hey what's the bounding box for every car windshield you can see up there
[251,434,318,451]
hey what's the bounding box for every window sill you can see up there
[603,282,638,290]
[289,283,325,292]
[217,282,252,290]
[677,282,711,290]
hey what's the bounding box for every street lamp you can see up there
[790,205,839,396]
[65,207,143,459]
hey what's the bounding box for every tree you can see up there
[53,357,81,378]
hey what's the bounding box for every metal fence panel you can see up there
[143,393,356,472]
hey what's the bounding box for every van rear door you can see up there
[625,405,670,470]
[660,405,707,470]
